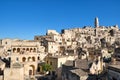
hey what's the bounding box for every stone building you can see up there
[9,40,44,77]
[1,17,120,80]
[35,17,120,55]
[0,60,5,80]
[107,61,120,80]
[45,55,77,80]
[62,59,89,80]
[0,39,47,80]
[4,62,24,80]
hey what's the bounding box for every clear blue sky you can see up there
[0,0,120,40]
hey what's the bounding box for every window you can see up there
[30,48,33,52]
[36,37,39,40]
[13,48,16,53]
[22,57,26,62]
[17,48,20,53]
[59,42,62,45]
[26,48,29,51]
[50,62,52,65]
[16,57,19,61]
[33,48,36,52]
[28,57,31,61]
[38,57,40,60]
[51,46,53,48]
[32,57,35,61]
[56,39,58,41]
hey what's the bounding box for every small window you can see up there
[16,57,19,61]
[50,62,52,65]
[47,61,48,64]
[36,37,39,40]
[38,57,40,60]
[51,46,53,48]
[60,62,62,67]
[5,42,7,44]
[59,42,62,45]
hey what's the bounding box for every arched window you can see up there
[22,57,26,62]
[28,57,31,61]
[17,48,20,53]
[13,48,16,53]
[30,48,33,52]
[33,48,36,52]
[26,48,29,52]
[23,48,25,50]
[32,57,35,61]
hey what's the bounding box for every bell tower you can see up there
[95,17,99,28]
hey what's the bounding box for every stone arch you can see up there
[13,48,16,53]
[29,65,35,75]
[28,57,32,61]
[32,56,35,61]
[17,48,20,53]
[22,48,25,50]
[26,48,29,52]
[30,48,33,52]
[33,48,36,52]
[22,57,26,62]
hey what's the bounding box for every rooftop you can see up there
[70,68,88,76]
[108,61,120,73]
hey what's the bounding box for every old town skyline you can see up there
[0,0,120,39]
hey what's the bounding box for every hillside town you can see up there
[0,17,120,80]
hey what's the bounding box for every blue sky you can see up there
[0,0,120,40]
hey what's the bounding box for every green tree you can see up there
[42,63,52,72]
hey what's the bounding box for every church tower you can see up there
[95,17,99,28]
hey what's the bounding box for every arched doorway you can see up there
[29,65,35,75]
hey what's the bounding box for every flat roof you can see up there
[108,63,120,73]
[70,68,88,76]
